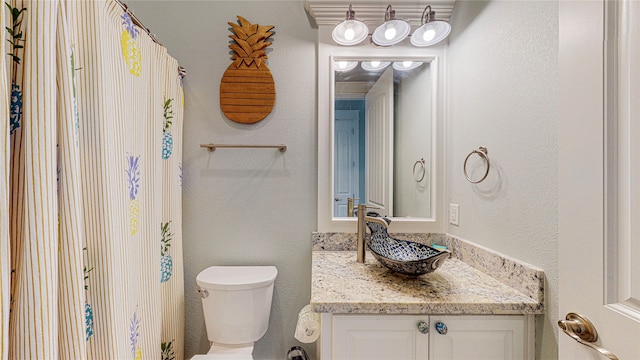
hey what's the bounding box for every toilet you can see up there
[193,266,278,360]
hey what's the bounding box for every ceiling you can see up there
[304,0,456,27]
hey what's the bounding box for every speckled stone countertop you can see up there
[311,234,544,315]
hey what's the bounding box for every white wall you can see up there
[127,1,317,359]
[447,1,558,359]
[394,65,432,217]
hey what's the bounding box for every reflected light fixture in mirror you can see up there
[361,60,391,71]
[392,61,424,71]
[372,5,411,46]
[411,6,451,47]
[332,4,369,46]
[335,60,358,72]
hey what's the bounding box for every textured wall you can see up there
[126,1,317,359]
[447,1,559,359]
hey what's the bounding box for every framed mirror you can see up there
[317,31,446,233]
[333,59,433,219]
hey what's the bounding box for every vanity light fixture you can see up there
[331,4,451,48]
[372,5,411,46]
[334,60,358,72]
[361,60,391,71]
[332,4,369,46]
[392,61,424,71]
[410,5,451,47]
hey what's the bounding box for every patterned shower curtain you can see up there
[0,0,184,359]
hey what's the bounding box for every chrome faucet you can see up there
[356,204,389,263]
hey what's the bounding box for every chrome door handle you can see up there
[558,313,618,360]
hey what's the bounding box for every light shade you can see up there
[410,6,451,47]
[392,61,423,71]
[332,5,369,46]
[361,61,391,71]
[372,5,410,46]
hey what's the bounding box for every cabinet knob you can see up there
[417,321,429,334]
[435,321,448,335]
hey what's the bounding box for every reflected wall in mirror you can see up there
[333,59,432,219]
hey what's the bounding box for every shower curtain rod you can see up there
[114,0,187,80]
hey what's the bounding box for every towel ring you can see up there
[464,146,490,183]
[413,158,426,182]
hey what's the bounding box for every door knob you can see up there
[434,321,447,335]
[558,313,618,360]
[417,321,429,334]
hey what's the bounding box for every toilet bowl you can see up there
[193,266,277,360]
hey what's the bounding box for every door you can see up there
[365,67,394,217]
[334,110,360,217]
[559,1,640,359]
[332,315,428,360]
[429,315,527,360]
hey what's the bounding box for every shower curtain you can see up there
[0,0,184,359]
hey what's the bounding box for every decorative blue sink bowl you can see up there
[366,220,450,276]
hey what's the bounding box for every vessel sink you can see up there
[366,221,450,276]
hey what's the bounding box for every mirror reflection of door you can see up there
[334,110,360,217]
[365,67,394,216]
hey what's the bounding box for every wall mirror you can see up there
[333,59,433,219]
[317,32,445,233]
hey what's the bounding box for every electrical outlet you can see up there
[449,204,459,226]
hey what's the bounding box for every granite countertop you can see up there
[311,250,544,315]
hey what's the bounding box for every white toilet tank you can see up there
[196,266,277,345]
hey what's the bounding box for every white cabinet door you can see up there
[332,315,429,360]
[321,314,530,360]
[429,315,527,360]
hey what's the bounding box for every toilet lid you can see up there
[196,266,277,290]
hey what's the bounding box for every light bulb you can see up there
[371,61,380,68]
[384,26,396,40]
[337,61,348,69]
[344,27,355,41]
[423,29,436,41]
[402,61,413,68]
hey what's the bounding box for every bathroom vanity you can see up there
[311,234,544,360]
[308,5,545,358]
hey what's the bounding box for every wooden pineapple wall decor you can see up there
[220,16,275,124]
